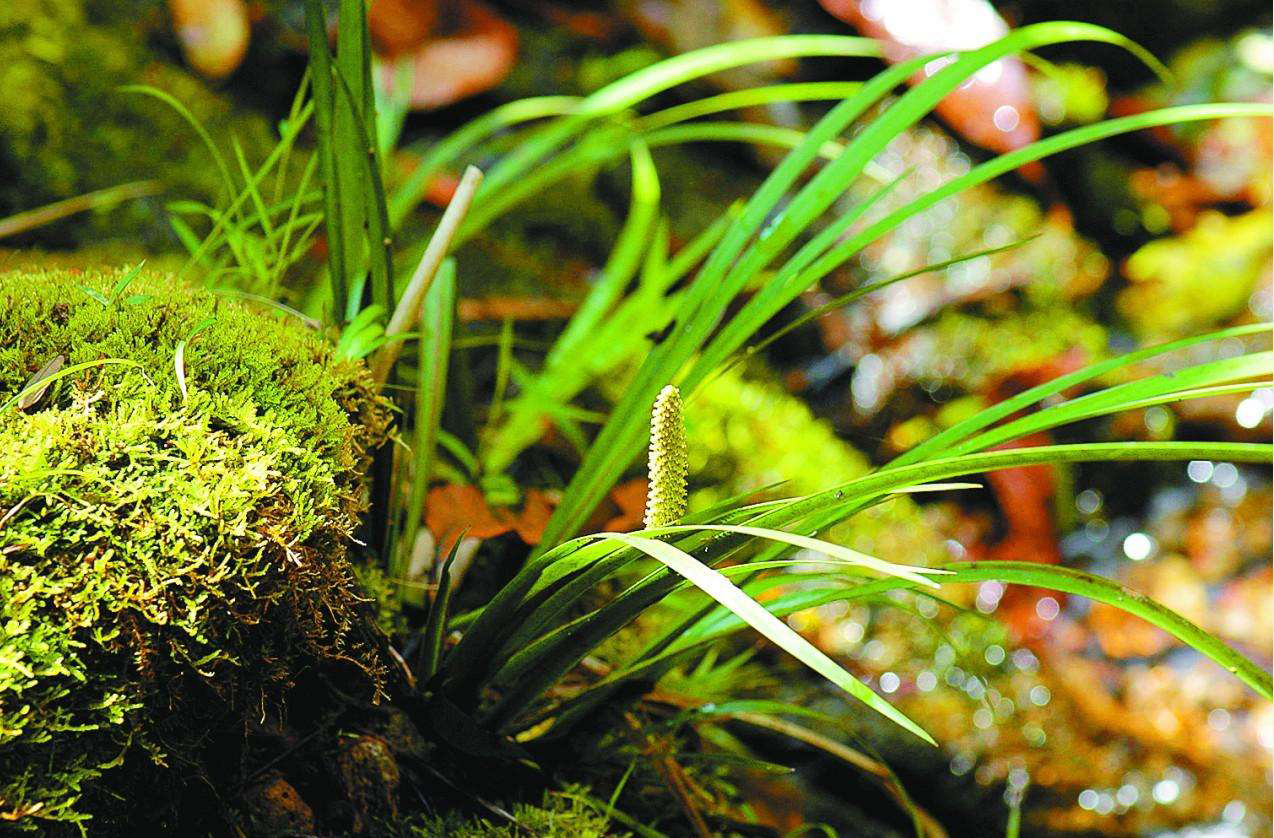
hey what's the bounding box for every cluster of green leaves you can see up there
[374,22,1272,752]
[304,0,394,321]
[0,268,391,830]
[128,78,323,296]
[129,0,399,315]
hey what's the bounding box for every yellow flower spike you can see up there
[644,384,688,529]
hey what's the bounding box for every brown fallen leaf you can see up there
[426,483,515,555]
[457,297,579,322]
[424,484,560,552]
[511,489,555,545]
[17,354,65,412]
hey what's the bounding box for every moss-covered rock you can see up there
[0,266,391,831]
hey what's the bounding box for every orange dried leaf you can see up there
[604,479,650,532]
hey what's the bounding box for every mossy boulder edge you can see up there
[0,267,391,831]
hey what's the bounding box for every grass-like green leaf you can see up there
[3,359,144,412]
[595,532,936,744]
[833,562,1273,699]
[305,0,347,313]
[394,260,456,600]
[653,525,949,588]
[893,323,1272,468]
[420,530,463,681]
[119,85,237,203]
[479,35,883,200]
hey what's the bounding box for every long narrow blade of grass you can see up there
[481,140,660,473]
[726,237,1038,372]
[395,259,456,601]
[304,0,347,316]
[893,323,1272,468]
[332,0,372,311]
[420,532,463,681]
[644,121,849,161]
[594,532,936,744]
[119,85,238,203]
[232,136,277,242]
[950,350,1273,456]
[788,443,1270,531]
[785,104,1273,298]
[653,525,948,587]
[550,139,659,364]
[271,155,321,291]
[835,561,1273,699]
[328,54,394,312]
[479,35,882,199]
[637,81,865,131]
[3,359,143,412]
[389,96,580,228]
[0,181,162,240]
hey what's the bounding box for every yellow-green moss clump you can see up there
[0,267,391,831]
[401,787,625,837]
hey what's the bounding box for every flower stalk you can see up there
[644,384,688,528]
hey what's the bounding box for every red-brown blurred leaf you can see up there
[369,0,439,56]
[818,0,1039,153]
[425,484,563,551]
[511,489,554,545]
[979,352,1090,636]
[538,3,621,40]
[603,478,649,532]
[426,484,515,555]
[377,0,517,110]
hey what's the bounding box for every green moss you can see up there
[686,365,947,566]
[0,246,188,276]
[907,306,1109,394]
[400,787,626,837]
[0,267,391,831]
[1119,208,1272,340]
[0,0,277,247]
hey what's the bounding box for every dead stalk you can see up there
[371,165,483,387]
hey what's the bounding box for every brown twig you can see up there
[624,712,712,838]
